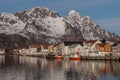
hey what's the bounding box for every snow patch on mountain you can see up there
[0,13,26,34]
[1,13,18,19]
[43,17,66,37]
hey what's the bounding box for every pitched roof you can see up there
[109,40,120,43]
[85,40,97,44]
[42,44,49,49]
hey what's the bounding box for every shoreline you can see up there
[1,54,120,61]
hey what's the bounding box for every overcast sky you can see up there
[0,0,120,36]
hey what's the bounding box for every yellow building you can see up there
[97,42,112,55]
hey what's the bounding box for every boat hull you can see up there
[46,54,55,59]
[70,54,80,60]
[70,57,80,60]
[55,56,63,59]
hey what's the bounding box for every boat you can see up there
[55,55,63,60]
[70,54,80,60]
[46,54,55,59]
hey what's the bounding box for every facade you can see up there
[19,48,29,55]
[112,42,120,57]
[54,43,63,55]
[69,44,84,56]
[28,44,41,54]
[54,42,69,56]
[63,46,69,56]
[48,44,55,54]
[97,41,112,56]
[19,44,42,55]
[41,44,49,55]
[64,41,84,56]
[83,40,100,57]
[90,40,103,56]
[83,40,112,57]
[54,41,84,56]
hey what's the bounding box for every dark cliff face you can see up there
[0,34,29,49]
[63,21,84,41]
[0,7,119,49]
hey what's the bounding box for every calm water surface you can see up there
[0,55,120,80]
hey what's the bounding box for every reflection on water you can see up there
[0,55,120,80]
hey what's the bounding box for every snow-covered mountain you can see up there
[0,7,119,48]
[0,13,25,34]
[67,10,119,40]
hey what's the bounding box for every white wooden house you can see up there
[41,44,49,55]
[54,41,84,56]
[54,43,63,55]
[19,48,29,55]
[54,42,69,56]
[68,44,84,56]
[28,44,41,55]
[62,46,69,56]
[83,40,103,57]
[65,41,84,56]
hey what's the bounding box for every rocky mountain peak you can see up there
[69,10,80,16]
[0,7,119,49]
[67,10,82,27]
[0,13,17,20]
[14,7,60,23]
[67,11,119,40]
[29,7,60,18]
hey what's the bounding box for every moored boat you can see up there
[46,54,55,59]
[55,55,63,59]
[70,54,80,60]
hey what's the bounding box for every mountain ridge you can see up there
[0,7,119,49]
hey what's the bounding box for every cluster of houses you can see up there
[17,39,120,60]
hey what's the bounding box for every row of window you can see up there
[99,48,111,51]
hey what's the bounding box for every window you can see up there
[100,48,104,51]
[107,48,111,51]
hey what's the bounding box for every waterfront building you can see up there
[41,44,49,55]
[28,44,41,54]
[83,40,100,57]
[68,44,84,56]
[48,44,55,54]
[112,41,120,57]
[83,40,113,57]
